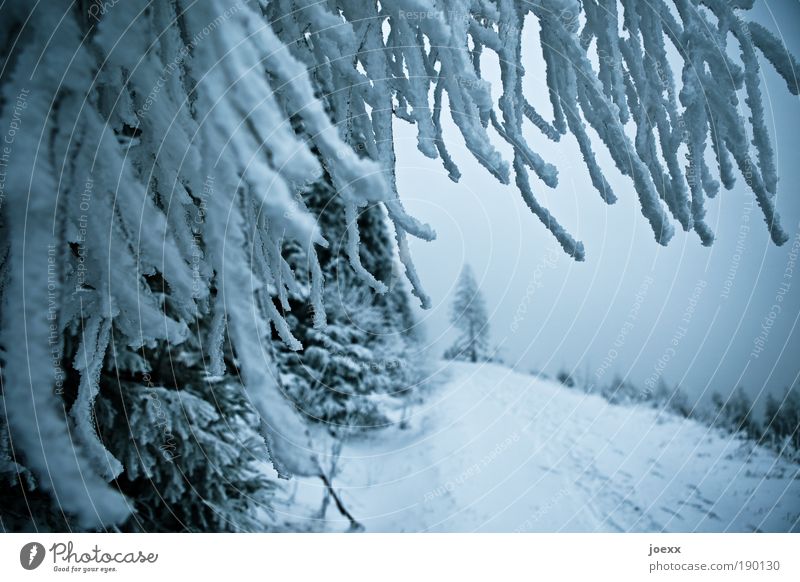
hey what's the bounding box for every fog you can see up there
[397,1,800,408]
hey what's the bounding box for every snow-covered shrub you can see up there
[710,388,760,439]
[556,370,577,388]
[599,376,648,405]
[650,382,695,419]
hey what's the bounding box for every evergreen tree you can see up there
[96,332,278,533]
[275,154,426,435]
[601,376,645,405]
[444,265,493,363]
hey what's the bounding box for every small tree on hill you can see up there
[444,265,492,363]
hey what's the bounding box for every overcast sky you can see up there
[396,1,800,408]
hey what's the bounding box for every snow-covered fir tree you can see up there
[444,265,493,363]
[95,330,279,532]
[0,0,798,530]
[276,154,425,435]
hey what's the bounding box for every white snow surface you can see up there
[278,361,799,532]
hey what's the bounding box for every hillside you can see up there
[278,362,800,532]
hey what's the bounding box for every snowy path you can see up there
[279,362,800,532]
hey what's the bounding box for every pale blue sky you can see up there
[397,1,800,408]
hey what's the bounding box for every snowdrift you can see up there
[280,361,800,532]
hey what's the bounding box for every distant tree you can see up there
[666,388,694,419]
[651,380,671,409]
[712,388,758,438]
[651,381,694,418]
[557,370,576,388]
[710,391,726,421]
[444,266,492,363]
[762,386,800,454]
[602,376,644,405]
[762,392,780,446]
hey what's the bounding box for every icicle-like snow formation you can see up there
[271,0,795,253]
[0,0,796,527]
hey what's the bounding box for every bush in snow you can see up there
[556,370,577,388]
[710,388,760,439]
[645,380,695,418]
[599,376,649,406]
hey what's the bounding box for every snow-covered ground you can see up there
[276,361,800,532]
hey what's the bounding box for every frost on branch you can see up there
[0,0,796,528]
[271,0,796,256]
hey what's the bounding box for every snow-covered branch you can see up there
[0,0,796,527]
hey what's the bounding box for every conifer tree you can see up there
[445,265,493,363]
